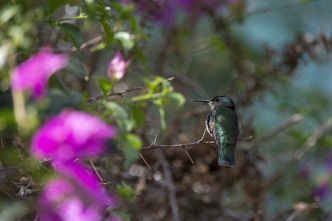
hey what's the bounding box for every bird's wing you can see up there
[205,112,214,136]
[206,111,218,151]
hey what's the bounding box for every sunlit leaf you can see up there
[117,182,136,200]
[105,102,134,132]
[114,32,134,50]
[168,92,186,108]
[98,78,112,95]
[158,107,166,136]
[0,5,20,25]
[122,133,142,169]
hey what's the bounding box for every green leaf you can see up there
[48,0,67,13]
[117,182,136,200]
[125,133,142,149]
[122,133,142,169]
[100,20,114,47]
[0,5,20,25]
[98,78,112,95]
[143,77,164,92]
[133,45,147,70]
[114,32,134,50]
[60,23,84,49]
[43,89,83,116]
[105,102,134,132]
[0,109,16,134]
[66,58,88,79]
[130,105,146,128]
[168,92,186,108]
[158,107,166,136]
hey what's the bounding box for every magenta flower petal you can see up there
[31,110,117,162]
[38,177,115,221]
[312,182,330,200]
[55,162,119,207]
[11,48,69,98]
[107,50,131,80]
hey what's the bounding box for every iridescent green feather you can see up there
[206,104,239,167]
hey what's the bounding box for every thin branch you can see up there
[141,140,214,151]
[89,160,104,183]
[16,183,32,197]
[285,202,320,221]
[269,117,332,185]
[86,77,174,102]
[239,113,304,150]
[286,207,307,221]
[244,0,316,17]
[292,118,332,160]
[86,86,147,102]
[39,15,89,23]
[184,148,194,164]
[140,153,152,169]
[69,35,103,52]
[166,69,210,99]
[157,150,181,221]
[141,114,302,155]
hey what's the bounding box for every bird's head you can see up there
[192,95,235,110]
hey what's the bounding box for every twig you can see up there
[285,202,320,221]
[16,183,32,197]
[293,118,332,160]
[166,69,210,99]
[86,86,147,102]
[269,117,332,185]
[157,150,181,221]
[239,113,304,150]
[184,148,194,164]
[89,160,104,183]
[86,77,174,102]
[141,140,214,151]
[245,0,316,17]
[286,207,307,221]
[69,35,103,52]
[140,153,152,169]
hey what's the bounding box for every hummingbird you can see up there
[192,96,239,168]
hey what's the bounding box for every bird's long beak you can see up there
[191,99,210,103]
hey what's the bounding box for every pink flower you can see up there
[312,182,330,200]
[56,162,118,207]
[11,48,69,99]
[122,0,224,27]
[31,110,117,162]
[107,50,131,80]
[38,163,119,221]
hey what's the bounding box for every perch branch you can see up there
[141,114,302,152]
[141,140,214,151]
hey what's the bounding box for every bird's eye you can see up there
[215,97,221,102]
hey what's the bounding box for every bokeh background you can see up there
[1,0,332,220]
